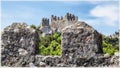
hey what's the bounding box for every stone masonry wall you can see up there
[1,23,39,66]
[50,13,78,32]
[1,22,119,67]
[61,22,103,65]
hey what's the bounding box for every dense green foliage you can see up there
[102,35,119,55]
[38,32,62,56]
[30,24,36,29]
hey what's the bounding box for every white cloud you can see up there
[90,4,118,26]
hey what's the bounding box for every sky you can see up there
[1,0,119,36]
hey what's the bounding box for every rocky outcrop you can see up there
[1,23,39,66]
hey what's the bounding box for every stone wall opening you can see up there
[38,32,62,56]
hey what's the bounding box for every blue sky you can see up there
[1,1,119,35]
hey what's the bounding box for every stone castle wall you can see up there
[1,23,39,66]
[50,13,78,32]
[40,13,78,33]
[1,14,119,67]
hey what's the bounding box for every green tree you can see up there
[38,32,61,56]
[30,24,36,29]
[102,35,118,55]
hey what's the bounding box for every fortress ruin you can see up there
[1,13,119,67]
[39,13,78,34]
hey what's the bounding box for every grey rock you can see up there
[1,23,39,66]
[29,63,36,67]
[110,53,119,66]
[61,22,103,63]
[39,62,46,67]
[18,48,28,56]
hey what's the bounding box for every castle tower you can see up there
[65,12,78,23]
[50,13,79,32]
[40,18,52,36]
[64,13,78,26]
[41,18,49,26]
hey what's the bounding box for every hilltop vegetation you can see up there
[102,35,119,55]
[30,24,119,56]
[38,32,62,56]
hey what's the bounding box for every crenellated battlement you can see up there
[51,13,78,22]
[51,15,63,21]
[41,18,49,26]
[65,13,78,21]
[40,18,52,35]
[50,13,78,32]
[40,13,79,33]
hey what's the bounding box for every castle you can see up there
[2,13,119,67]
[39,13,78,35]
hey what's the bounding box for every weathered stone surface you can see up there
[61,22,103,62]
[1,23,39,66]
[34,53,119,67]
[110,52,119,66]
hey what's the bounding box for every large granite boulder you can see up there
[1,23,39,66]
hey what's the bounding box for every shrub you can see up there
[30,24,36,29]
[38,32,61,56]
[102,35,119,55]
